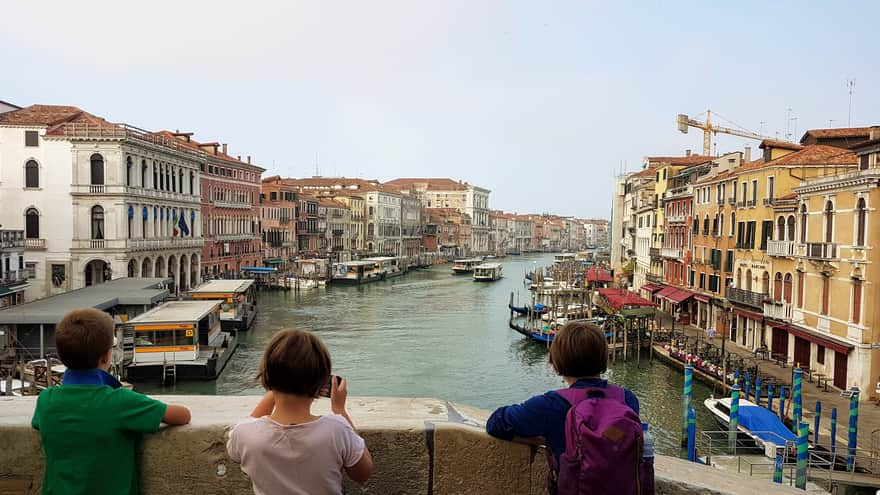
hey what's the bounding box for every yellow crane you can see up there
[677,110,788,156]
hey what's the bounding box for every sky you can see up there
[3,1,879,219]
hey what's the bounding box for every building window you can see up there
[25,160,39,188]
[824,200,833,243]
[852,279,862,324]
[25,130,39,147]
[774,272,783,302]
[783,273,793,303]
[856,198,866,246]
[800,204,807,243]
[730,212,736,236]
[25,208,40,238]
[860,154,869,171]
[126,157,132,186]
[797,271,804,308]
[91,206,105,240]
[777,216,786,240]
[787,215,795,241]
[820,275,829,315]
[817,346,825,365]
[767,176,775,200]
[90,154,104,185]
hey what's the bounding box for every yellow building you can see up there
[790,141,874,393]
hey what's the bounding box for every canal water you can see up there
[139,253,717,455]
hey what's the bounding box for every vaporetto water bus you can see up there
[331,260,383,285]
[187,279,257,332]
[451,258,483,274]
[473,263,503,281]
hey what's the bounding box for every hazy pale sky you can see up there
[3,1,878,218]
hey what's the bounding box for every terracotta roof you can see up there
[759,139,803,151]
[0,104,88,126]
[318,198,347,208]
[851,137,880,152]
[769,145,857,166]
[645,155,713,166]
[632,168,656,178]
[385,178,471,191]
[801,127,874,141]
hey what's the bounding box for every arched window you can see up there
[773,272,783,302]
[189,172,195,195]
[91,206,105,240]
[761,271,770,294]
[745,269,753,291]
[141,160,148,187]
[777,216,786,240]
[787,215,795,242]
[25,160,39,188]
[90,154,104,185]
[856,198,867,246]
[824,200,834,243]
[153,161,158,190]
[719,213,724,238]
[126,156,132,186]
[25,208,40,238]
[730,211,736,236]
[703,215,709,235]
[800,204,808,243]
[783,273,793,303]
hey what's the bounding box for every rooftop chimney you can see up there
[870,126,880,140]
[744,146,752,163]
[237,155,241,161]
[685,149,692,157]
[247,155,251,164]
[222,143,228,155]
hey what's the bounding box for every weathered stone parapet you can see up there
[0,395,805,494]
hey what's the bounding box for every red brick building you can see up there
[261,176,299,269]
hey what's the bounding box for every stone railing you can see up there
[763,301,793,322]
[766,240,794,257]
[662,247,684,259]
[0,396,805,495]
[727,287,767,309]
[213,200,252,210]
[24,238,45,250]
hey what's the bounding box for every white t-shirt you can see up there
[227,414,366,495]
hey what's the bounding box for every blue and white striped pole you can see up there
[779,386,786,422]
[744,371,751,402]
[847,387,860,472]
[683,363,693,447]
[792,367,803,433]
[830,407,838,456]
[814,401,822,446]
[773,450,784,484]
[755,375,763,406]
[796,422,809,489]
[768,381,775,413]
[687,405,697,462]
[729,382,741,450]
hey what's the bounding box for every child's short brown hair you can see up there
[56,308,114,370]
[549,321,608,378]
[258,328,331,397]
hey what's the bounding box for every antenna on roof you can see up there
[315,152,319,177]
[847,78,856,126]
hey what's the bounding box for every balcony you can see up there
[728,197,736,205]
[727,287,767,309]
[767,240,795,257]
[803,242,837,260]
[25,238,46,250]
[0,231,25,250]
[667,214,685,223]
[332,229,344,236]
[649,247,661,260]
[736,200,746,208]
[0,270,28,287]
[646,273,663,283]
[126,238,204,251]
[716,198,724,206]
[763,301,792,321]
[661,247,683,259]
[762,198,775,207]
[71,184,201,204]
[746,200,757,208]
[213,200,252,209]
[214,233,255,242]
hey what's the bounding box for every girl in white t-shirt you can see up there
[227,328,373,495]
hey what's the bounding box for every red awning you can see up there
[665,289,694,305]
[585,266,613,283]
[694,294,711,303]
[656,286,677,299]
[597,287,658,311]
[640,283,663,293]
[766,322,853,354]
[733,308,763,321]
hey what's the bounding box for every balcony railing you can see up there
[803,242,837,260]
[667,214,685,223]
[126,238,205,251]
[767,239,795,257]
[736,200,746,208]
[25,238,46,250]
[71,184,201,204]
[214,233,255,242]
[746,199,757,207]
[661,247,683,259]
[763,198,775,206]
[649,247,661,260]
[763,301,793,321]
[727,287,767,309]
[0,270,28,287]
[213,200,252,209]
[716,198,725,205]
[646,273,663,283]
[728,197,736,205]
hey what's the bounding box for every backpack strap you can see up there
[557,384,627,405]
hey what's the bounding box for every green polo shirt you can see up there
[31,385,167,495]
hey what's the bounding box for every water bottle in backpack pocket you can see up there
[549,385,654,495]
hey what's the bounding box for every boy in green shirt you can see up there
[31,308,191,495]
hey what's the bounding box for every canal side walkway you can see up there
[652,310,880,454]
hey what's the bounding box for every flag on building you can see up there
[179,212,189,236]
[172,209,179,237]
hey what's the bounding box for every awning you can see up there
[263,259,284,265]
[766,322,853,354]
[656,286,678,299]
[734,308,763,321]
[694,294,711,303]
[665,289,694,305]
[640,283,663,293]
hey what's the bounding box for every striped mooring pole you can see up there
[744,370,751,402]
[778,386,786,422]
[813,401,822,446]
[847,387,860,472]
[773,450,784,484]
[683,362,693,447]
[767,381,775,413]
[755,375,763,406]
[830,407,837,456]
[796,421,809,490]
[687,405,697,462]
[792,367,803,433]
[729,382,741,450]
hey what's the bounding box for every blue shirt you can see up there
[62,368,124,388]
[485,378,640,461]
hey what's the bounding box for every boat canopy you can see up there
[242,267,277,273]
[190,279,255,294]
[739,404,797,446]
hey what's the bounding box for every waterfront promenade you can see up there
[655,311,880,454]
[0,395,806,494]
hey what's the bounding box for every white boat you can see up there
[473,263,503,281]
[362,257,405,279]
[284,277,326,289]
[704,396,796,456]
[188,279,257,331]
[331,260,383,284]
[452,258,483,274]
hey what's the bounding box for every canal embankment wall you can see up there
[0,396,807,494]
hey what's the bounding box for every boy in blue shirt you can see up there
[31,308,191,495]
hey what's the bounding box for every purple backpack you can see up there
[548,385,653,495]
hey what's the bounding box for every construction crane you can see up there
[677,110,787,156]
